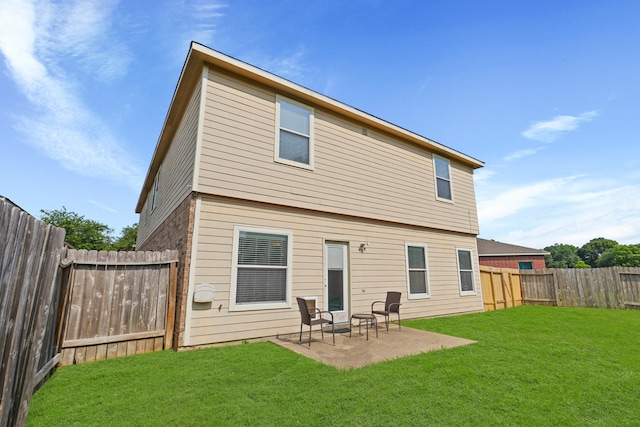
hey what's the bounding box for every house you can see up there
[135,42,485,348]
[477,238,549,270]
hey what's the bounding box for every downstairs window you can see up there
[230,226,293,311]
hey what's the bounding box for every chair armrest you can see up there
[318,310,334,323]
[388,302,401,312]
[371,300,385,311]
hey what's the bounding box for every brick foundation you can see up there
[137,194,195,348]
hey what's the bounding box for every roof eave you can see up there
[136,44,203,212]
[479,252,550,257]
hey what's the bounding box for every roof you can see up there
[477,238,550,257]
[136,42,485,212]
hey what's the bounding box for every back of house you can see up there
[135,42,485,348]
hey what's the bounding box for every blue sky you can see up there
[1,0,639,249]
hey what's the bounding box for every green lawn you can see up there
[27,306,640,426]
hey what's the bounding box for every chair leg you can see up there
[320,324,324,341]
[397,313,401,330]
[385,315,389,333]
[331,322,335,345]
[299,323,303,343]
[308,324,312,347]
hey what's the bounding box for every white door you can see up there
[325,242,349,324]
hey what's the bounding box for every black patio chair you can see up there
[371,291,402,332]
[296,297,335,347]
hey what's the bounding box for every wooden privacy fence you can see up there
[0,199,66,427]
[60,249,179,365]
[521,267,640,309]
[480,266,524,311]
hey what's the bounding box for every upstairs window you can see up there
[275,96,314,169]
[230,226,293,311]
[151,169,160,211]
[456,248,476,295]
[434,155,453,201]
[405,244,430,299]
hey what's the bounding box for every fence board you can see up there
[0,197,178,424]
[59,249,178,365]
[521,267,640,309]
[620,270,640,308]
[0,200,66,427]
[480,266,523,311]
[94,251,109,361]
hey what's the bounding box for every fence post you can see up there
[164,260,178,350]
[498,271,506,308]
[552,270,560,307]
[54,256,73,354]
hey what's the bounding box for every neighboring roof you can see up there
[136,42,484,212]
[477,238,550,257]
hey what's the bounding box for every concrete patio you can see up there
[270,324,475,369]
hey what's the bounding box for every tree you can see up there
[544,243,580,268]
[40,207,113,250]
[111,223,138,251]
[574,260,591,268]
[578,237,618,267]
[597,244,640,267]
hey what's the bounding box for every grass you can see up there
[27,306,640,426]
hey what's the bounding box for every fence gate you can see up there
[480,266,524,311]
[59,249,178,365]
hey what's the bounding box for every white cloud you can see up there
[477,174,640,248]
[191,0,227,20]
[167,0,227,58]
[521,110,598,142]
[89,199,118,214]
[477,176,583,223]
[256,47,309,80]
[38,0,133,82]
[473,168,496,184]
[0,0,142,190]
[503,146,546,161]
[0,0,46,87]
[419,75,432,93]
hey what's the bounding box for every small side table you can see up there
[350,313,378,340]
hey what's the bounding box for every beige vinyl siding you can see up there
[196,68,479,236]
[187,197,482,346]
[137,79,202,245]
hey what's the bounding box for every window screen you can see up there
[457,249,475,293]
[434,156,452,200]
[407,245,428,295]
[277,98,312,166]
[236,231,288,304]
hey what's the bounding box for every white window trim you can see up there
[229,225,293,312]
[433,154,454,203]
[151,168,160,212]
[456,248,476,296]
[274,95,315,170]
[405,243,430,299]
